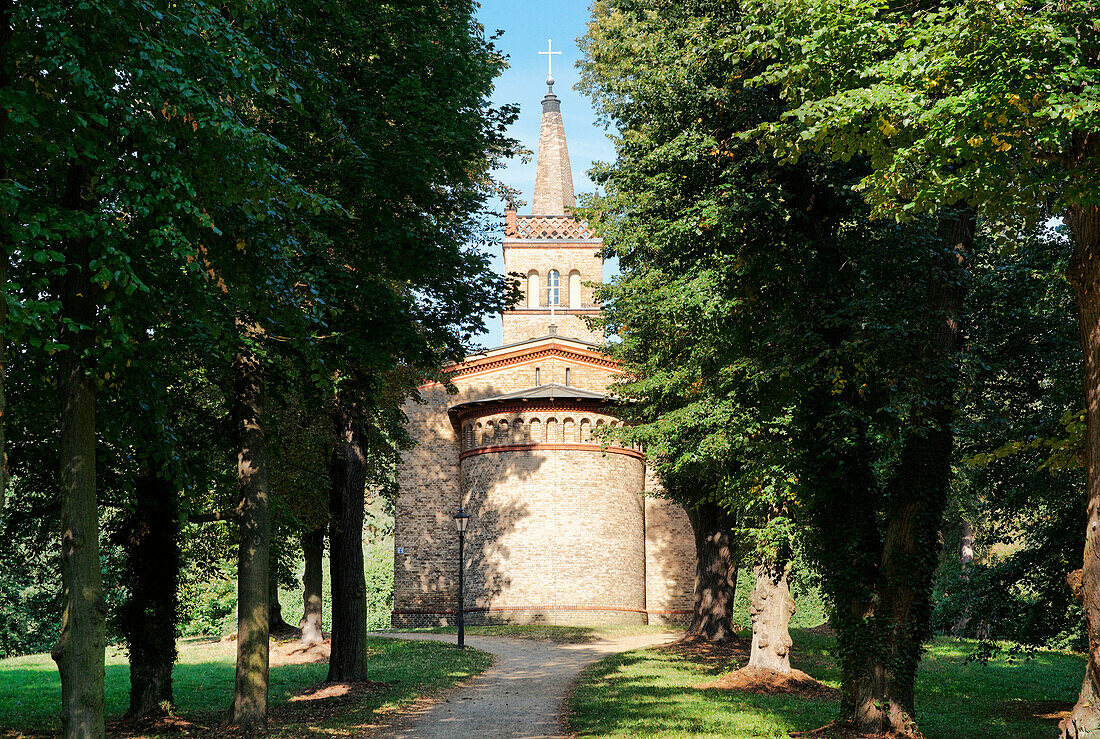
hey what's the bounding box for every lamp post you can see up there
[453,508,470,647]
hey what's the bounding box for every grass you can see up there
[0,636,492,738]
[567,628,1085,738]
[399,623,675,643]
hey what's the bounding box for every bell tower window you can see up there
[547,270,560,306]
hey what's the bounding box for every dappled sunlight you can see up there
[0,636,491,737]
[566,629,1086,737]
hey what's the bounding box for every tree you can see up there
[583,4,973,730]
[743,0,1099,731]
[6,0,516,731]
[6,1,336,730]
[226,322,271,731]
[252,0,519,682]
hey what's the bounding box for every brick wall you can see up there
[454,446,647,624]
[644,465,697,626]
[393,345,698,628]
[450,352,619,396]
[501,312,601,344]
[503,243,602,306]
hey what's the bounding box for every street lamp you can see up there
[453,508,470,647]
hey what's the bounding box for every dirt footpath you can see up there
[372,631,676,738]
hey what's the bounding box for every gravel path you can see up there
[371,630,677,738]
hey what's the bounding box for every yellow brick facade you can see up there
[393,336,698,626]
[391,74,696,628]
[502,241,603,344]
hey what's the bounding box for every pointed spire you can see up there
[532,52,575,215]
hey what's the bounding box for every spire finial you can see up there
[539,39,561,92]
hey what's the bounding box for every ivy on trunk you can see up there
[327,407,369,683]
[118,469,179,718]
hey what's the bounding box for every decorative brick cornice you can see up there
[502,239,602,247]
[502,309,601,316]
[451,399,614,422]
[505,214,595,239]
[459,443,643,461]
[444,344,620,382]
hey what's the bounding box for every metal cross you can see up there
[539,39,561,78]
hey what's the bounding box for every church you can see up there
[391,66,697,628]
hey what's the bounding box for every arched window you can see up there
[513,418,525,442]
[529,418,542,441]
[497,420,509,444]
[563,417,576,442]
[569,271,582,308]
[547,270,560,306]
[580,418,591,442]
[527,271,540,308]
[546,417,558,442]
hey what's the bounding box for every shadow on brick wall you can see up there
[394,381,545,626]
[643,498,698,622]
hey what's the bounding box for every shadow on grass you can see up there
[0,637,492,739]
[566,628,1086,738]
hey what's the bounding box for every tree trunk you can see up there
[684,501,738,642]
[951,521,974,635]
[228,324,270,732]
[327,407,369,682]
[0,232,7,514]
[844,208,972,735]
[120,469,179,718]
[748,562,795,673]
[299,527,325,645]
[1062,198,1100,739]
[0,0,11,513]
[51,162,106,739]
[269,578,296,636]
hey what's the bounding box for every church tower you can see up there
[501,72,602,344]
[390,53,697,630]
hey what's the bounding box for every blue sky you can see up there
[470,1,618,348]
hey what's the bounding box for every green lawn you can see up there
[567,629,1084,738]
[0,636,492,738]
[401,623,676,643]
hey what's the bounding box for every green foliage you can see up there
[580,0,807,579]
[0,0,520,715]
[743,0,1100,221]
[581,2,985,727]
[933,231,1085,650]
[178,562,238,639]
[277,534,395,635]
[363,537,396,632]
[0,481,60,659]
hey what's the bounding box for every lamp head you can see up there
[454,508,470,534]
